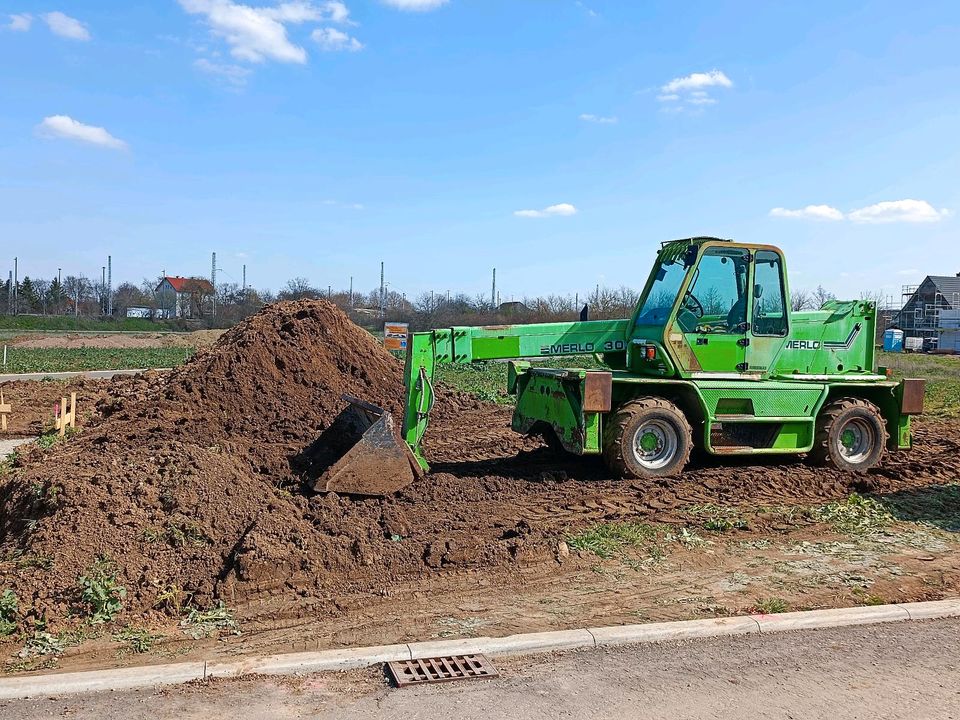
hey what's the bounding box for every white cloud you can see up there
[769,199,951,224]
[847,199,951,224]
[195,57,252,86]
[6,13,32,31]
[769,205,844,221]
[381,0,448,10]
[179,0,352,64]
[662,69,732,94]
[658,69,732,109]
[312,26,362,51]
[36,115,127,150]
[896,268,920,276]
[514,203,578,219]
[579,113,617,124]
[42,11,90,41]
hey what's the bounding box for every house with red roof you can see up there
[156,276,215,318]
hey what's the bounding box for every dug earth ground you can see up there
[0,311,957,676]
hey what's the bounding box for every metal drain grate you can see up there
[387,654,499,687]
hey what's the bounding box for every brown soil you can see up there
[9,329,224,349]
[1,299,958,640]
[0,379,115,436]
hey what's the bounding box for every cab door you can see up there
[677,245,750,374]
[747,249,789,375]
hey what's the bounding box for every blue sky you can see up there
[1,0,958,304]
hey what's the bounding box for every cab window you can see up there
[752,250,788,336]
[678,247,749,334]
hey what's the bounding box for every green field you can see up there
[0,347,194,374]
[1,343,956,419]
[437,351,960,417]
[436,355,607,405]
[879,351,960,417]
[0,315,176,333]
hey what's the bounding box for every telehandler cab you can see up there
[318,237,924,495]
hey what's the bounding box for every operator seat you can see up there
[726,293,747,330]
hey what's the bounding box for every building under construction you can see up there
[899,274,960,351]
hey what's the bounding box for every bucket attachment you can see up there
[312,395,422,496]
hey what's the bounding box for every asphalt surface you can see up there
[4,618,959,719]
[0,437,31,457]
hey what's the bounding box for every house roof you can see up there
[926,275,960,301]
[159,276,214,294]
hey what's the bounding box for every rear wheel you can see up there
[603,398,693,479]
[809,398,887,473]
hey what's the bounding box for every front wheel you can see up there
[809,398,888,473]
[603,398,693,479]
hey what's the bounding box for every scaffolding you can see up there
[900,283,960,341]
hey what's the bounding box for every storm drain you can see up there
[387,654,499,687]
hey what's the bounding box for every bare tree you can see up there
[279,277,320,301]
[812,285,835,309]
[858,289,887,308]
[791,288,813,312]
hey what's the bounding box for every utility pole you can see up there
[242,264,247,294]
[211,252,217,319]
[13,257,17,315]
[107,255,112,316]
[101,266,106,315]
[379,261,385,318]
[349,276,353,308]
[491,268,496,308]
[7,271,11,314]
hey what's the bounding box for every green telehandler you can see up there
[317,237,924,495]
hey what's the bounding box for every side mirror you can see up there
[580,304,589,321]
[754,283,763,299]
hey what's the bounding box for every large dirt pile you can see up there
[0,301,417,626]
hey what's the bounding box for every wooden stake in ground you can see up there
[55,392,77,437]
[0,392,10,432]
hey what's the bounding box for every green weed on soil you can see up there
[2,347,193,374]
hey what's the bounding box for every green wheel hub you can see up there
[639,431,659,452]
[631,419,679,470]
[836,418,875,463]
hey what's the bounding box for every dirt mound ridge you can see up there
[0,301,413,626]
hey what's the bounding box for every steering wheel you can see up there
[682,291,704,318]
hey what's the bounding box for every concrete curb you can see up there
[2,599,958,700]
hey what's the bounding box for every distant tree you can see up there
[812,285,835,309]
[791,288,813,312]
[859,289,888,308]
[32,279,51,314]
[62,275,93,315]
[48,276,65,314]
[18,276,37,314]
[113,282,151,315]
[279,277,319,301]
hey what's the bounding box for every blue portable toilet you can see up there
[883,328,904,352]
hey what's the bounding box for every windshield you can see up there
[635,256,688,326]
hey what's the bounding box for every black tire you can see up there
[603,397,693,479]
[809,398,888,473]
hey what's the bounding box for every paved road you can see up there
[0,368,170,383]
[0,438,32,457]
[5,619,959,719]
